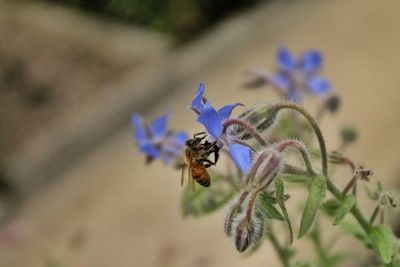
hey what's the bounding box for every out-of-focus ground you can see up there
[0,0,400,266]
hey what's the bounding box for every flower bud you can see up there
[235,213,264,253]
[230,105,278,140]
[325,95,341,113]
[252,151,282,189]
[224,191,249,237]
[340,126,358,145]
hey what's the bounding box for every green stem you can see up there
[267,231,291,267]
[274,103,371,233]
[275,103,328,176]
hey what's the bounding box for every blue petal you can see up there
[173,131,188,144]
[272,73,290,90]
[229,144,252,173]
[217,103,242,120]
[149,113,169,139]
[277,47,295,70]
[139,143,160,158]
[131,113,149,144]
[191,83,205,113]
[196,101,222,139]
[308,76,331,95]
[301,50,322,72]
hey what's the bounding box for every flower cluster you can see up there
[131,113,187,165]
[130,46,400,267]
[245,47,333,101]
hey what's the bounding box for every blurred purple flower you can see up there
[245,46,333,101]
[131,113,187,165]
[190,83,242,140]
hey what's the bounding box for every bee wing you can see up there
[188,161,195,192]
[181,164,186,186]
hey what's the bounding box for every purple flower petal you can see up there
[197,101,222,139]
[301,50,322,72]
[217,103,243,120]
[173,131,188,144]
[131,113,149,145]
[191,83,205,113]
[229,144,252,173]
[272,73,290,90]
[308,76,331,95]
[139,143,160,158]
[277,47,295,70]
[150,113,169,139]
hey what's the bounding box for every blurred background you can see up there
[0,0,400,266]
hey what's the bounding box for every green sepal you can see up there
[275,178,294,244]
[258,191,285,221]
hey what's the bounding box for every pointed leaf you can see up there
[281,174,310,184]
[333,195,356,225]
[258,192,285,221]
[275,178,294,244]
[298,174,326,238]
[369,225,395,264]
[339,221,373,249]
[321,198,341,217]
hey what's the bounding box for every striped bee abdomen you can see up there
[191,164,210,187]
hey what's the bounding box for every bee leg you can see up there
[201,158,216,167]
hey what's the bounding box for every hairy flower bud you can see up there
[224,191,249,237]
[228,105,278,141]
[235,212,264,253]
[247,150,282,189]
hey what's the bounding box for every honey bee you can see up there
[181,132,220,191]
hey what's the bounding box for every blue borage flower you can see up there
[273,46,332,101]
[190,83,243,140]
[190,83,252,173]
[131,113,187,165]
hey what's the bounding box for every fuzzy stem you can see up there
[342,174,358,196]
[276,139,315,175]
[246,151,269,184]
[273,103,371,233]
[369,204,381,225]
[273,103,328,176]
[267,231,291,267]
[223,118,267,146]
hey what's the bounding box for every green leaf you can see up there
[298,174,326,238]
[339,220,373,249]
[258,191,285,221]
[181,171,234,217]
[275,178,294,244]
[322,198,341,217]
[333,195,356,225]
[369,225,395,264]
[281,174,310,184]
